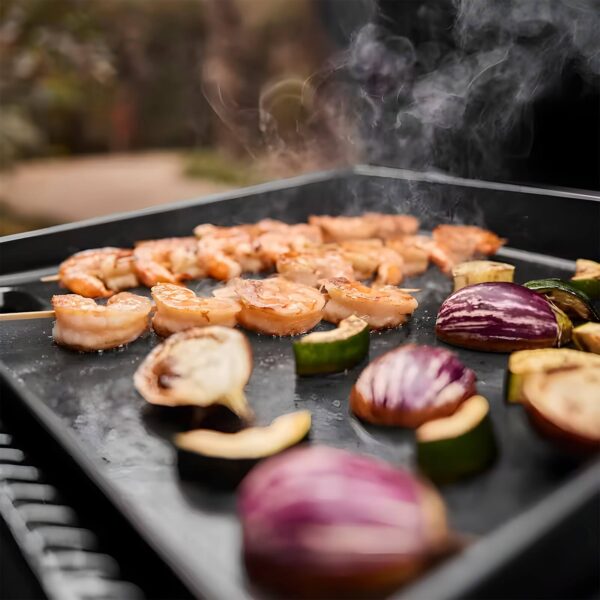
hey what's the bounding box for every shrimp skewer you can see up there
[386,236,431,277]
[276,249,354,288]
[430,225,505,274]
[52,292,152,351]
[309,213,419,242]
[363,212,420,238]
[58,248,138,298]
[333,239,405,286]
[134,237,203,287]
[151,283,241,336]
[196,226,261,281]
[255,224,322,268]
[214,277,325,335]
[320,277,418,330]
[308,215,379,242]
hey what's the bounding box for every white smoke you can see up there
[342,0,600,179]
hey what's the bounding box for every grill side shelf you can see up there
[0,367,199,600]
[0,422,144,600]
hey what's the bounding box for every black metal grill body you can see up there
[0,166,598,600]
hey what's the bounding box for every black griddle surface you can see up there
[0,251,592,599]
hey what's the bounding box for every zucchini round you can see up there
[176,411,311,488]
[505,348,600,403]
[571,259,600,299]
[524,278,599,322]
[452,260,515,292]
[416,395,495,482]
[293,315,369,375]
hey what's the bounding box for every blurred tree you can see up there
[0,0,210,165]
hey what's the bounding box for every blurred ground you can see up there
[0,151,237,225]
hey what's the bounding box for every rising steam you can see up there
[342,0,600,180]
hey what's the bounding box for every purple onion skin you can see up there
[351,344,476,427]
[239,445,448,598]
[436,282,564,352]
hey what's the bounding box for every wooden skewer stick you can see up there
[0,310,55,321]
[40,274,60,282]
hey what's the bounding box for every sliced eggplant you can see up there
[573,322,600,354]
[436,282,572,352]
[176,411,311,487]
[416,395,495,482]
[571,259,600,299]
[134,326,253,420]
[524,278,599,322]
[522,366,600,453]
[505,348,600,403]
[293,315,369,375]
[452,260,514,292]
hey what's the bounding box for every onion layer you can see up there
[239,446,449,598]
[436,282,572,352]
[350,344,476,427]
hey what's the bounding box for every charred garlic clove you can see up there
[134,326,253,420]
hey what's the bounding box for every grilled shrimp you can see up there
[214,277,325,335]
[320,277,418,329]
[52,292,152,351]
[134,237,203,287]
[255,224,323,267]
[276,249,354,287]
[151,283,241,336]
[386,236,430,276]
[364,212,420,238]
[333,239,405,285]
[59,247,138,298]
[196,226,262,280]
[308,215,379,242]
[430,225,506,273]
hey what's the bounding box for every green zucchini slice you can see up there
[416,395,495,483]
[524,278,599,322]
[293,315,369,375]
[571,259,600,299]
[573,322,600,354]
[506,348,600,403]
[175,411,311,487]
[452,260,515,292]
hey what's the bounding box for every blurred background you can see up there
[1,0,598,235]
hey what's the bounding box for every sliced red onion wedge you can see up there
[239,445,449,597]
[350,344,476,427]
[436,282,572,352]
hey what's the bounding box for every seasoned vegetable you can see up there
[573,322,600,354]
[506,348,600,403]
[239,446,450,597]
[436,282,572,352]
[524,278,599,322]
[452,260,515,292]
[176,411,311,487]
[522,366,600,453]
[293,315,369,375]
[134,326,253,420]
[350,344,476,427]
[417,395,495,482]
[571,259,600,299]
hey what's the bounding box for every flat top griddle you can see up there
[0,167,598,600]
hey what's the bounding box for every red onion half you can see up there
[350,344,476,427]
[239,446,449,598]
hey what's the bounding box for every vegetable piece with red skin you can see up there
[350,344,476,427]
[436,282,572,352]
[239,445,450,598]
